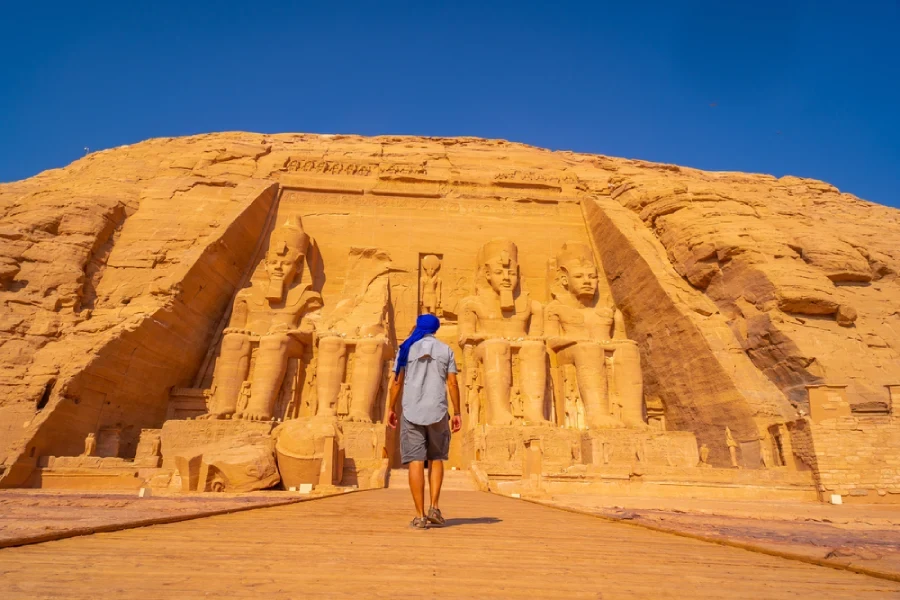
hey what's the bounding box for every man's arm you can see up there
[386,371,404,428]
[447,372,461,433]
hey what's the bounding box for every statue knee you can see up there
[221,332,250,352]
[355,337,386,355]
[318,336,345,355]
[518,340,546,360]
[258,333,289,353]
[481,338,510,358]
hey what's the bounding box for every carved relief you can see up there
[418,254,443,317]
[284,159,372,177]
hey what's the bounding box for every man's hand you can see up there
[387,409,399,429]
[451,414,462,433]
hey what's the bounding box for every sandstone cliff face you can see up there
[1,132,897,481]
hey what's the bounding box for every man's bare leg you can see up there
[428,460,444,510]
[408,461,426,518]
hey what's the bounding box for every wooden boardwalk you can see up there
[1,490,899,599]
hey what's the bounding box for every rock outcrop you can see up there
[1,132,897,496]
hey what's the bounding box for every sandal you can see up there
[409,516,429,530]
[426,507,445,527]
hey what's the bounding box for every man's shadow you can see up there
[441,517,502,528]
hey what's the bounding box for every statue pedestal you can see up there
[461,425,583,476]
[464,425,701,479]
[582,429,700,468]
[338,420,391,489]
[160,419,275,470]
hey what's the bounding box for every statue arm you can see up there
[544,305,571,351]
[544,305,560,338]
[457,299,484,345]
[228,296,249,329]
[613,308,627,340]
[289,293,323,340]
[529,300,544,338]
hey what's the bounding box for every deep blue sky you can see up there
[2,1,898,207]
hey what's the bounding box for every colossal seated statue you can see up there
[204,216,323,421]
[314,249,392,423]
[458,239,549,426]
[545,242,645,429]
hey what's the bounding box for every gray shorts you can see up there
[400,414,450,464]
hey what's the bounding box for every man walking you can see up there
[387,314,461,529]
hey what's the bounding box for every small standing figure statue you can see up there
[698,444,712,468]
[419,254,443,317]
[235,381,252,416]
[150,436,162,459]
[759,429,773,469]
[81,432,96,457]
[725,426,740,468]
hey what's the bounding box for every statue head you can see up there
[477,239,519,310]
[422,254,441,277]
[556,242,599,304]
[264,216,310,301]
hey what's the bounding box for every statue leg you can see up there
[518,341,549,424]
[478,339,515,426]
[348,336,387,422]
[610,341,646,428]
[571,342,623,429]
[316,337,347,417]
[244,333,292,421]
[205,332,252,419]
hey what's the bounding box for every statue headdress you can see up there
[269,215,310,256]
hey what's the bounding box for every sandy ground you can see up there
[535,494,900,577]
[1,489,899,599]
[0,489,336,547]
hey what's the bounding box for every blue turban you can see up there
[394,314,441,374]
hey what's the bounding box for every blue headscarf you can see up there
[395,314,441,374]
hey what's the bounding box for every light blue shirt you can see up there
[395,335,457,426]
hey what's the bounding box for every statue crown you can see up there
[556,242,594,270]
[270,215,310,255]
[478,239,518,268]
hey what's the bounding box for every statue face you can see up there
[485,260,518,294]
[562,262,598,300]
[423,264,438,277]
[264,240,304,290]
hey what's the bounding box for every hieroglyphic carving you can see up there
[284,159,373,177]
[380,163,428,176]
